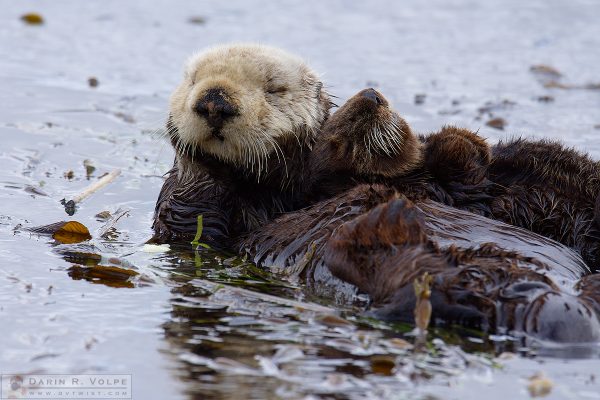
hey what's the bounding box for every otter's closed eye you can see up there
[266,86,287,94]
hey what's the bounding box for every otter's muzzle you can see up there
[194,88,238,137]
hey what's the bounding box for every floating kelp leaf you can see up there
[68,264,138,288]
[21,13,44,25]
[370,355,396,376]
[53,221,92,244]
[30,221,92,244]
[59,250,102,267]
[95,210,112,221]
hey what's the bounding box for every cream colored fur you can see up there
[169,44,330,178]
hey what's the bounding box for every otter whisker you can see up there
[372,126,392,156]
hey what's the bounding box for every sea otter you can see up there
[153,44,332,245]
[152,45,424,246]
[237,93,600,342]
[311,97,600,272]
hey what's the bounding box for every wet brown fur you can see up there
[153,128,318,246]
[422,130,600,271]
[240,184,600,342]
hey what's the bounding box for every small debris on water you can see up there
[142,243,171,253]
[536,95,554,103]
[497,352,516,360]
[188,16,207,25]
[530,64,600,90]
[113,111,135,124]
[88,77,99,88]
[530,64,562,82]
[486,117,506,130]
[315,313,354,328]
[21,13,44,25]
[83,159,95,178]
[478,99,516,116]
[384,337,413,350]
[527,372,553,397]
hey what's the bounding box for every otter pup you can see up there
[422,129,600,271]
[311,95,600,272]
[310,88,422,180]
[153,44,332,245]
[306,93,496,214]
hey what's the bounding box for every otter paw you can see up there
[324,197,428,276]
[324,197,430,297]
[334,197,427,250]
[424,126,491,183]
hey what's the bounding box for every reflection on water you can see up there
[47,237,600,399]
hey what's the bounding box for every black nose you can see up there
[194,88,238,131]
[361,88,384,106]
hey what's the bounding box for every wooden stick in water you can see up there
[62,169,121,215]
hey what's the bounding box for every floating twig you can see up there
[62,169,121,215]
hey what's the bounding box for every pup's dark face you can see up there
[168,44,331,180]
[318,88,422,177]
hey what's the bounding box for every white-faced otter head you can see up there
[168,44,331,180]
[314,88,422,178]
